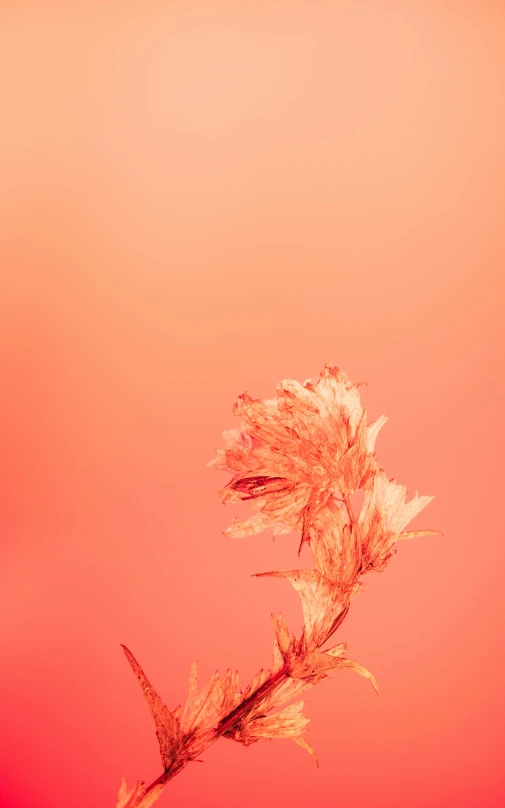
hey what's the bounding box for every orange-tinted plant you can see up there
[116,365,440,808]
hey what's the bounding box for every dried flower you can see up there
[357,469,441,572]
[208,364,387,551]
[115,364,440,804]
[254,568,357,650]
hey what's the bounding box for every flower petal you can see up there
[398,529,443,540]
[180,663,242,747]
[366,414,388,453]
[254,568,351,649]
[358,471,437,571]
[292,734,320,766]
[332,657,379,693]
[116,778,164,808]
[288,650,378,694]
[271,612,294,664]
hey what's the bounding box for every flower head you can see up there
[208,364,387,551]
[357,470,441,571]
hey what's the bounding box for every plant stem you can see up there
[141,499,363,802]
[141,665,290,797]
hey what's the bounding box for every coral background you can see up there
[1,2,504,807]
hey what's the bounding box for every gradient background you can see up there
[1,2,504,807]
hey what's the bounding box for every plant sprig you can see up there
[115,365,440,808]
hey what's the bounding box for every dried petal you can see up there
[309,498,359,584]
[271,612,294,665]
[254,568,353,649]
[292,734,320,766]
[289,649,378,693]
[325,642,347,658]
[225,700,318,764]
[331,657,379,693]
[116,778,164,808]
[289,651,341,679]
[241,667,270,700]
[180,662,242,757]
[366,414,388,453]
[398,529,443,540]
[244,700,310,739]
[121,646,181,771]
[336,409,383,493]
[358,471,437,571]
[260,672,315,712]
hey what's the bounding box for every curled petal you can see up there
[366,415,388,454]
[332,657,379,693]
[288,650,378,694]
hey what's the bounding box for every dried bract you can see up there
[121,646,181,772]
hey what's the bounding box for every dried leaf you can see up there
[121,646,181,771]
[116,778,164,808]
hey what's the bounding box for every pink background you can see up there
[1,3,504,807]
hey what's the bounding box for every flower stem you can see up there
[141,665,291,797]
